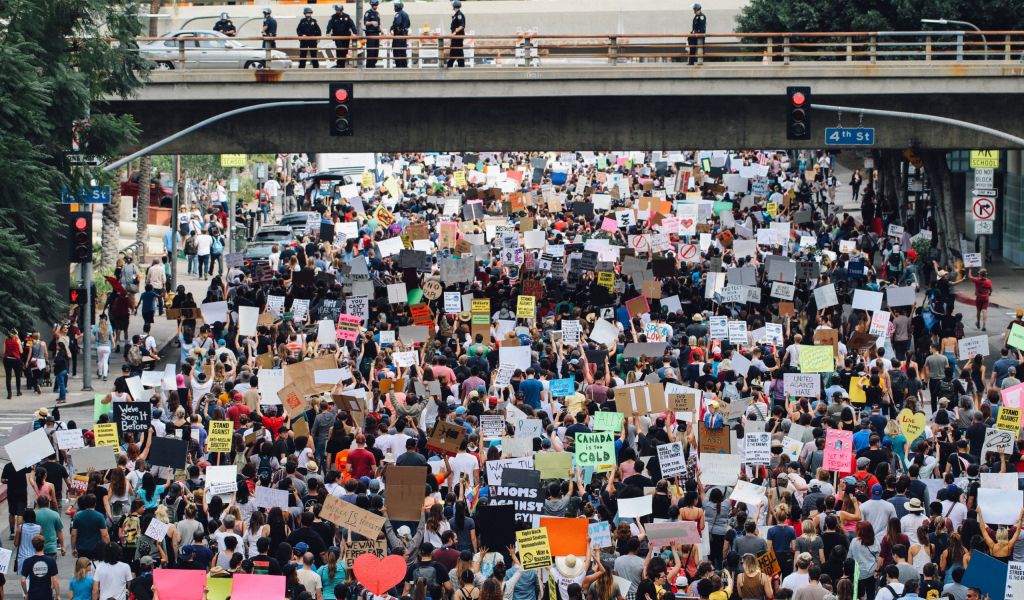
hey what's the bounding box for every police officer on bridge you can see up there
[688,2,706,65]
[326,4,357,68]
[364,0,382,68]
[390,0,411,68]
[446,0,466,68]
[297,7,322,68]
[261,8,277,49]
[213,12,236,37]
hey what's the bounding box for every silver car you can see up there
[140,29,293,70]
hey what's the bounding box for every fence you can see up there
[129,30,1024,70]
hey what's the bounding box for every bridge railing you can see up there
[129,30,1024,70]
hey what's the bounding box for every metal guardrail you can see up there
[126,30,1024,70]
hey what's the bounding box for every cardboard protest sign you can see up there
[278,383,311,420]
[534,452,573,480]
[426,420,466,456]
[538,518,588,557]
[69,446,117,473]
[613,383,669,416]
[516,528,553,569]
[477,504,517,550]
[757,550,782,577]
[320,495,387,539]
[698,422,731,454]
[114,402,150,436]
[148,437,188,469]
[342,539,388,570]
[490,468,544,526]
[384,466,428,521]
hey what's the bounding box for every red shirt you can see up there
[971,276,992,299]
[262,415,285,439]
[226,402,251,429]
[346,447,376,479]
[4,338,22,360]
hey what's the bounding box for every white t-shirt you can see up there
[940,500,968,531]
[781,572,810,593]
[195,234,213,256]
[94,561,133,600]
[264,179,281,197]
[875,581,905,600]
[448,452,479,484]
[212,529,244,554]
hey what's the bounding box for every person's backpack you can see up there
[127,344,143,367]
[211,236,223,255]
[257,455,273,485]
[121,513,141,547]
[853,471,872,497]
[110,499,130,519]
[883,584,906,600]
[412,561,441,598]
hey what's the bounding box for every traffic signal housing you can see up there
[69,288,87,306]
[68,211,92,263]
[329,83,353,136]
[786,86,811,141]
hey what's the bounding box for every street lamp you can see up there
[921,18,988,60]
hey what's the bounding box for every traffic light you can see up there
[68,211,92,263]
[786,86,811,141]
[329,82,353,136]
[69,288,87,306]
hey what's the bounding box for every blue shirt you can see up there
[766,525,797,556]
[853,428,872,453]
[520,378,544,409]
[140,290,159,313]
[70,577,94,600]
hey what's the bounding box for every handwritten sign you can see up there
[823,429,853,472]
[320,495,387,540]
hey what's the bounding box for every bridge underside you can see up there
[109,65,1024,153]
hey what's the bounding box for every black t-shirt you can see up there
[966,423,988,458]
[129,573,155,600]
[2,463,29,502]
[42,461,69,500]
[251,553,282,576]
[856,447,888,473]
[21,555,57,600]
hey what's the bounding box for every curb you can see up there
[956,292,1009,310]
[55,335,180,410]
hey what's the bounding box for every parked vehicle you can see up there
[140,30,294,70]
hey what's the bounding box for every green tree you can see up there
[0,0,149,330]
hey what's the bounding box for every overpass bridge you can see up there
[109,31,1024,153]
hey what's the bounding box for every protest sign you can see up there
[823,429,853,472]
[783,374,821,398]
[744,432,771,465]
[384,466,428,521]
[593,412,624,432]
[320,495,387,539]
[516,528,552,569]
[575,431,616,468]
[534,452,573,480]
[538,518,588,557]
[207,420,233,453]
[657,442,687,477]
[485,457,534,486]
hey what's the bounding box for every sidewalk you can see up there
[954,258,1024,310]
[8,255,208,412]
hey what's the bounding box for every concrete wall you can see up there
[1005,150,1024,264]
[111,65,1024,153]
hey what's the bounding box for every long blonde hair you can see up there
[74,557,91,581]
[742,553,761,578]
[802,519,817,539]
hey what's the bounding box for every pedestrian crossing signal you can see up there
[69,288,87,306]
[329,82,353,136]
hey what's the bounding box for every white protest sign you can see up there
[744,432,771,465]
[959,335,990,360]
[657,442,687,478]
[238,306,259,337]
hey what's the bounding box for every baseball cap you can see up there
[856,456,870,468]
[295,542,309,552]
[140,556,155,567]
[870,484,882,499]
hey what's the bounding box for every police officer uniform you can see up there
[297,8,322,68]
[688,3,706,65]
[213,13,237,37]
[390,1,411,68]
[446,1,466,68]
[364,0,382,68]
[326,5,358,68]
[261,9,277,49]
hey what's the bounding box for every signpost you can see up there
[824,127,875,146]
[61,185,111,204]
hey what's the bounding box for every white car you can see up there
[140,29,293,69]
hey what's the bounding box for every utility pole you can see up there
[81,224,93,392]
[170,154,181,290]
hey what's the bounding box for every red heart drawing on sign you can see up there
[354,554,408,595]
[680,219,695,230]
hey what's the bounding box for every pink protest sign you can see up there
[601,217,618,233]
[1002,382,1024,409]
[231,574,286,600]
[336,314,362,342]
[823,429,853,473]
[153,569,207,600]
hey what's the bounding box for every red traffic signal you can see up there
[69,288,87,306]
[786,86,811,141]
[329,83,353,137]
[68,210,92,263]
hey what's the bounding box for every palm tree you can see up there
[136,155,152,247]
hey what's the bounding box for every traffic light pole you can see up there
[81,211,93,392]
[810,103,1024,147]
